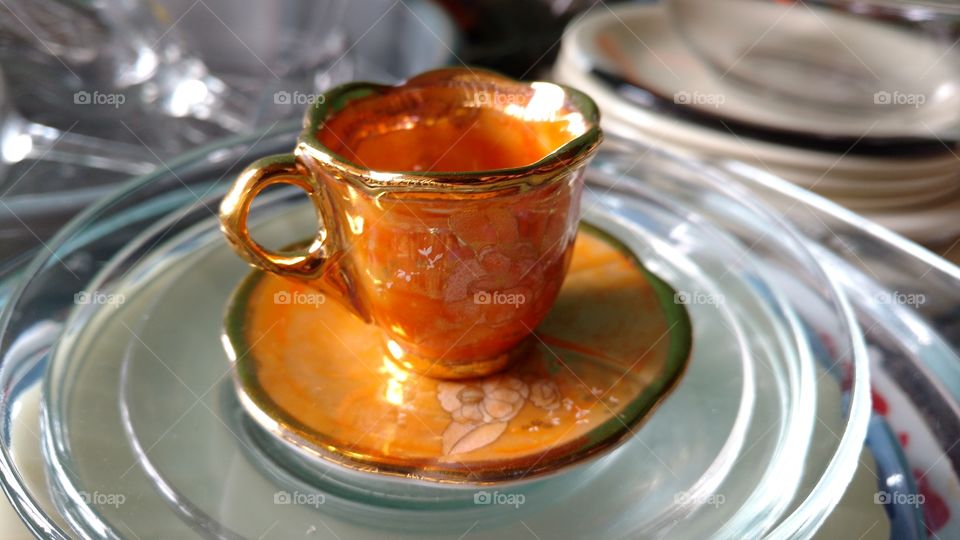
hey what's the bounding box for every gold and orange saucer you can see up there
[223,224,691,491]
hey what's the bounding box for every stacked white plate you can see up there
[554,2,960,245]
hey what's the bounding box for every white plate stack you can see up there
[554,2,960,245]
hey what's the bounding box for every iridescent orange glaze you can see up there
[220,68,601,378]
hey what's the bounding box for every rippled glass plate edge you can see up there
[673,148,960,534]
[0,121,303,539]
[41,169,782,537]
[819,244,960,537]
[0,122,871,539]
[586,150,870,539]
[718,158,960,340]
[41,175,819,538]
[721,155,960,469]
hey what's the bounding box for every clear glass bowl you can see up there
[0,123,870,538]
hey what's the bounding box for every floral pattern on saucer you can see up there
[437,376,566,455]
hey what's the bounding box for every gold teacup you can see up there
[220,68,601,379]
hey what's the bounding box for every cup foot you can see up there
[383,336,532,380]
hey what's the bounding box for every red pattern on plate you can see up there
[871,389,888,416]
[872,377,950,534]
[914,469,950,533]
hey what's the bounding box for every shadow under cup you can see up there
[237,69,601,379]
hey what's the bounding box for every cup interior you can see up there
[316,71,592,173]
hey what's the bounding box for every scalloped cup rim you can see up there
[295,67,603,193]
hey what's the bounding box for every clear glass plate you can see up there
[0,123,870,539]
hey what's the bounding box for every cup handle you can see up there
[219,153,332,279]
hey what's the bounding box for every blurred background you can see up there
[0,0,595,264]
[0,2,959,539]
[1,0,958,267]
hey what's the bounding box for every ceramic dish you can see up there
[571,2,959,155]
[0,122,870,539]
[225,224,694,491]
[554,61,959,177]
[864,196,960,244]
[553,3,960,242]
[666,0,960,135]
[562,84,960,242]
[784,169,960,196]
[817,246,960,539]
[551,66,960,187]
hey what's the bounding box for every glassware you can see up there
[0,123,870,539]
[0,69,157,182]
[0,0,460,265]
[157,0,355,125]
[0,0,253,134]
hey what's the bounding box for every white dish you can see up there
[560,2,959,146]
[553,3,960,242]
[665,0,960,132]
[555,3,960,162]
[555,60,959,179]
